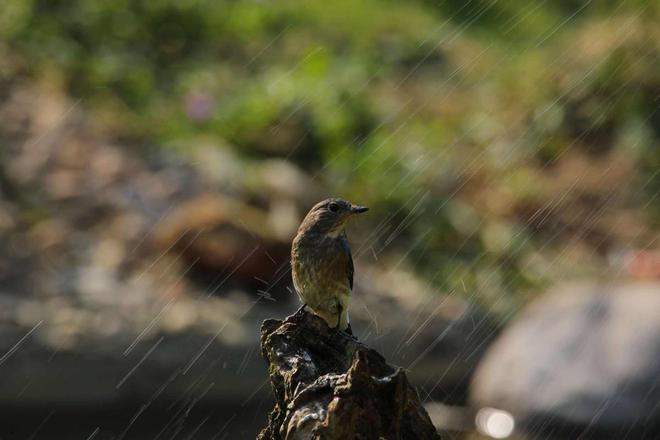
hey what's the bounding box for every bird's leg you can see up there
[335,301,356,339]
[295,303,307,315]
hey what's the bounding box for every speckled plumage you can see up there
[291,198,367,331]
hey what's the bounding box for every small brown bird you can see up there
[291,198,368,332]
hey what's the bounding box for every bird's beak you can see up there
[350,205,369,214]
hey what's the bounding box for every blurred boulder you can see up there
[470,282,660,439]
[151,193,291,292]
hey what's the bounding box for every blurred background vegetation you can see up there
[0,0,658,438]
[2,0,658,312]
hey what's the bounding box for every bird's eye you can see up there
[328,202,339,212]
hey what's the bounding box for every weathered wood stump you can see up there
[258,309,441,439]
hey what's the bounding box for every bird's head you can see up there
[297,198,368,237]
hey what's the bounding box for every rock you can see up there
[258,310,441,440]
[470,282,660,439]
[151,193,291,291]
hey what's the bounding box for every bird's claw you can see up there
[340,331,358,340]
[294,303,308,315]
[339,324,357,340]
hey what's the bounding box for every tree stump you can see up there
[258,310,441,439]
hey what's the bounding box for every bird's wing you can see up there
[346,244,354,290]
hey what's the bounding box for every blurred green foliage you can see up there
[2,0,658,313]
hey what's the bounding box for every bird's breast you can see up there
[291,234,350,296]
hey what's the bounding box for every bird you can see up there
[291,198,368,333]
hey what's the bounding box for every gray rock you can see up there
[470,282,660,439]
